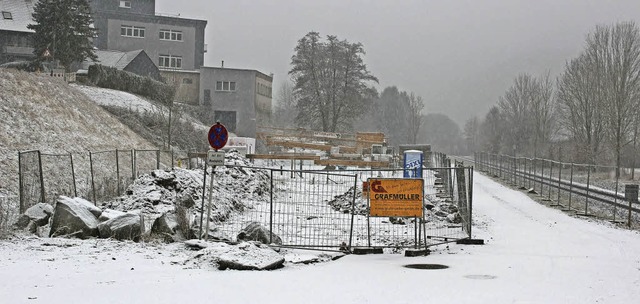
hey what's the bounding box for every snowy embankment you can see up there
[73,84,209,132]
[1,172,639,303]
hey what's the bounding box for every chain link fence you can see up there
[18,149,164,213]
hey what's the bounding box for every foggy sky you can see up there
[156,0,640,126]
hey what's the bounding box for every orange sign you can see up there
[368,178,423,217]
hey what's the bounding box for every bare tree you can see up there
[498,74,535,156]
[463,116,481,154]
[530,72,556,157]
[498,73,555,157]
[272,80,298,128]
[556,54,607,164]
[480,106,504,154]
[588,22,640,176]
[406,92,425,144]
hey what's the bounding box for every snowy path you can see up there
[1,172,639,303]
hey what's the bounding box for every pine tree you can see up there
[28,0,97,71]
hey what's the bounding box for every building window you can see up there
[204,89,211,105]
[216,81,236,92]
[2,11,12,20]
[119,1,131,8]
[214,111,237,132]
[159,55,182,69]
[182,78,193,84]
[159,29,183,41]
[120,25,145,38]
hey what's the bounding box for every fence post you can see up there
[468,166,474,238]
[512,156,516,185]
[131,149,135,180]
[156,150,160,170]
[348,174,357,249]
[528,158,533,189]
[624,184,638,228]
[198,162,208,239]
[556,162,562,205]
[270,169,274,244]
[37,150,45,204]
[548,161,553,201]
[540,159,544,196]
[89,151,97,205]
[614,168,620,222]
[70,153,77,197]
[583,165,591,216]
[116,149,120,196]
[18,152,23,213]
[569,163,574,210]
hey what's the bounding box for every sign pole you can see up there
[205,160,216,241]
[198,162,208,239]
[203,122,228,241]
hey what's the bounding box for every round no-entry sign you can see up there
[208,122,228,150]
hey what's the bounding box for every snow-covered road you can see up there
[1,172,639,303]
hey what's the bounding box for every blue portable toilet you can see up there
[403,150,423,178]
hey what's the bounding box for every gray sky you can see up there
[157,0,640,126]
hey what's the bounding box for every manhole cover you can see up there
[403,264,449,270]
[464,274,497,280]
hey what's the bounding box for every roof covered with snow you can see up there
[86,49,145,70]
[0,0,35,33]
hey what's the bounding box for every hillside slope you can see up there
[0,69,159,195]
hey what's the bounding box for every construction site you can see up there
[249,127,431,169]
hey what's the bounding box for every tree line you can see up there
[465,21,640,173]
[275,31,469,152]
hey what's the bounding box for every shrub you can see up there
[88,65,176,105]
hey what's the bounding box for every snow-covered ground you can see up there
[74,84,210,132]
[1,172,639,304]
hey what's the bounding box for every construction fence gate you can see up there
[18,148,473,250]
[214,161,474,250]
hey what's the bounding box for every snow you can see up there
[73,84,210,132]
[1,172,639,303]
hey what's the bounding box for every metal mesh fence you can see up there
[134,150,160,176]
[18,151,43,213]
[41,153,76,203]
[206,162,473,250]
[475,152,640,229]
[19,149,164,210]
[116,150,135,196]
[215,169,358,248]
[89,151,119,203]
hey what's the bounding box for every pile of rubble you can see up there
[99,151,271,240]
[327,186,368,215]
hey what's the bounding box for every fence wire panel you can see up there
[41,153,76,204]
[89,151,119,203]
[18,151,43,212]
[215,169,357,249]
[134,150,160,176]
[336,167,472,248]
[116,150,135,197]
